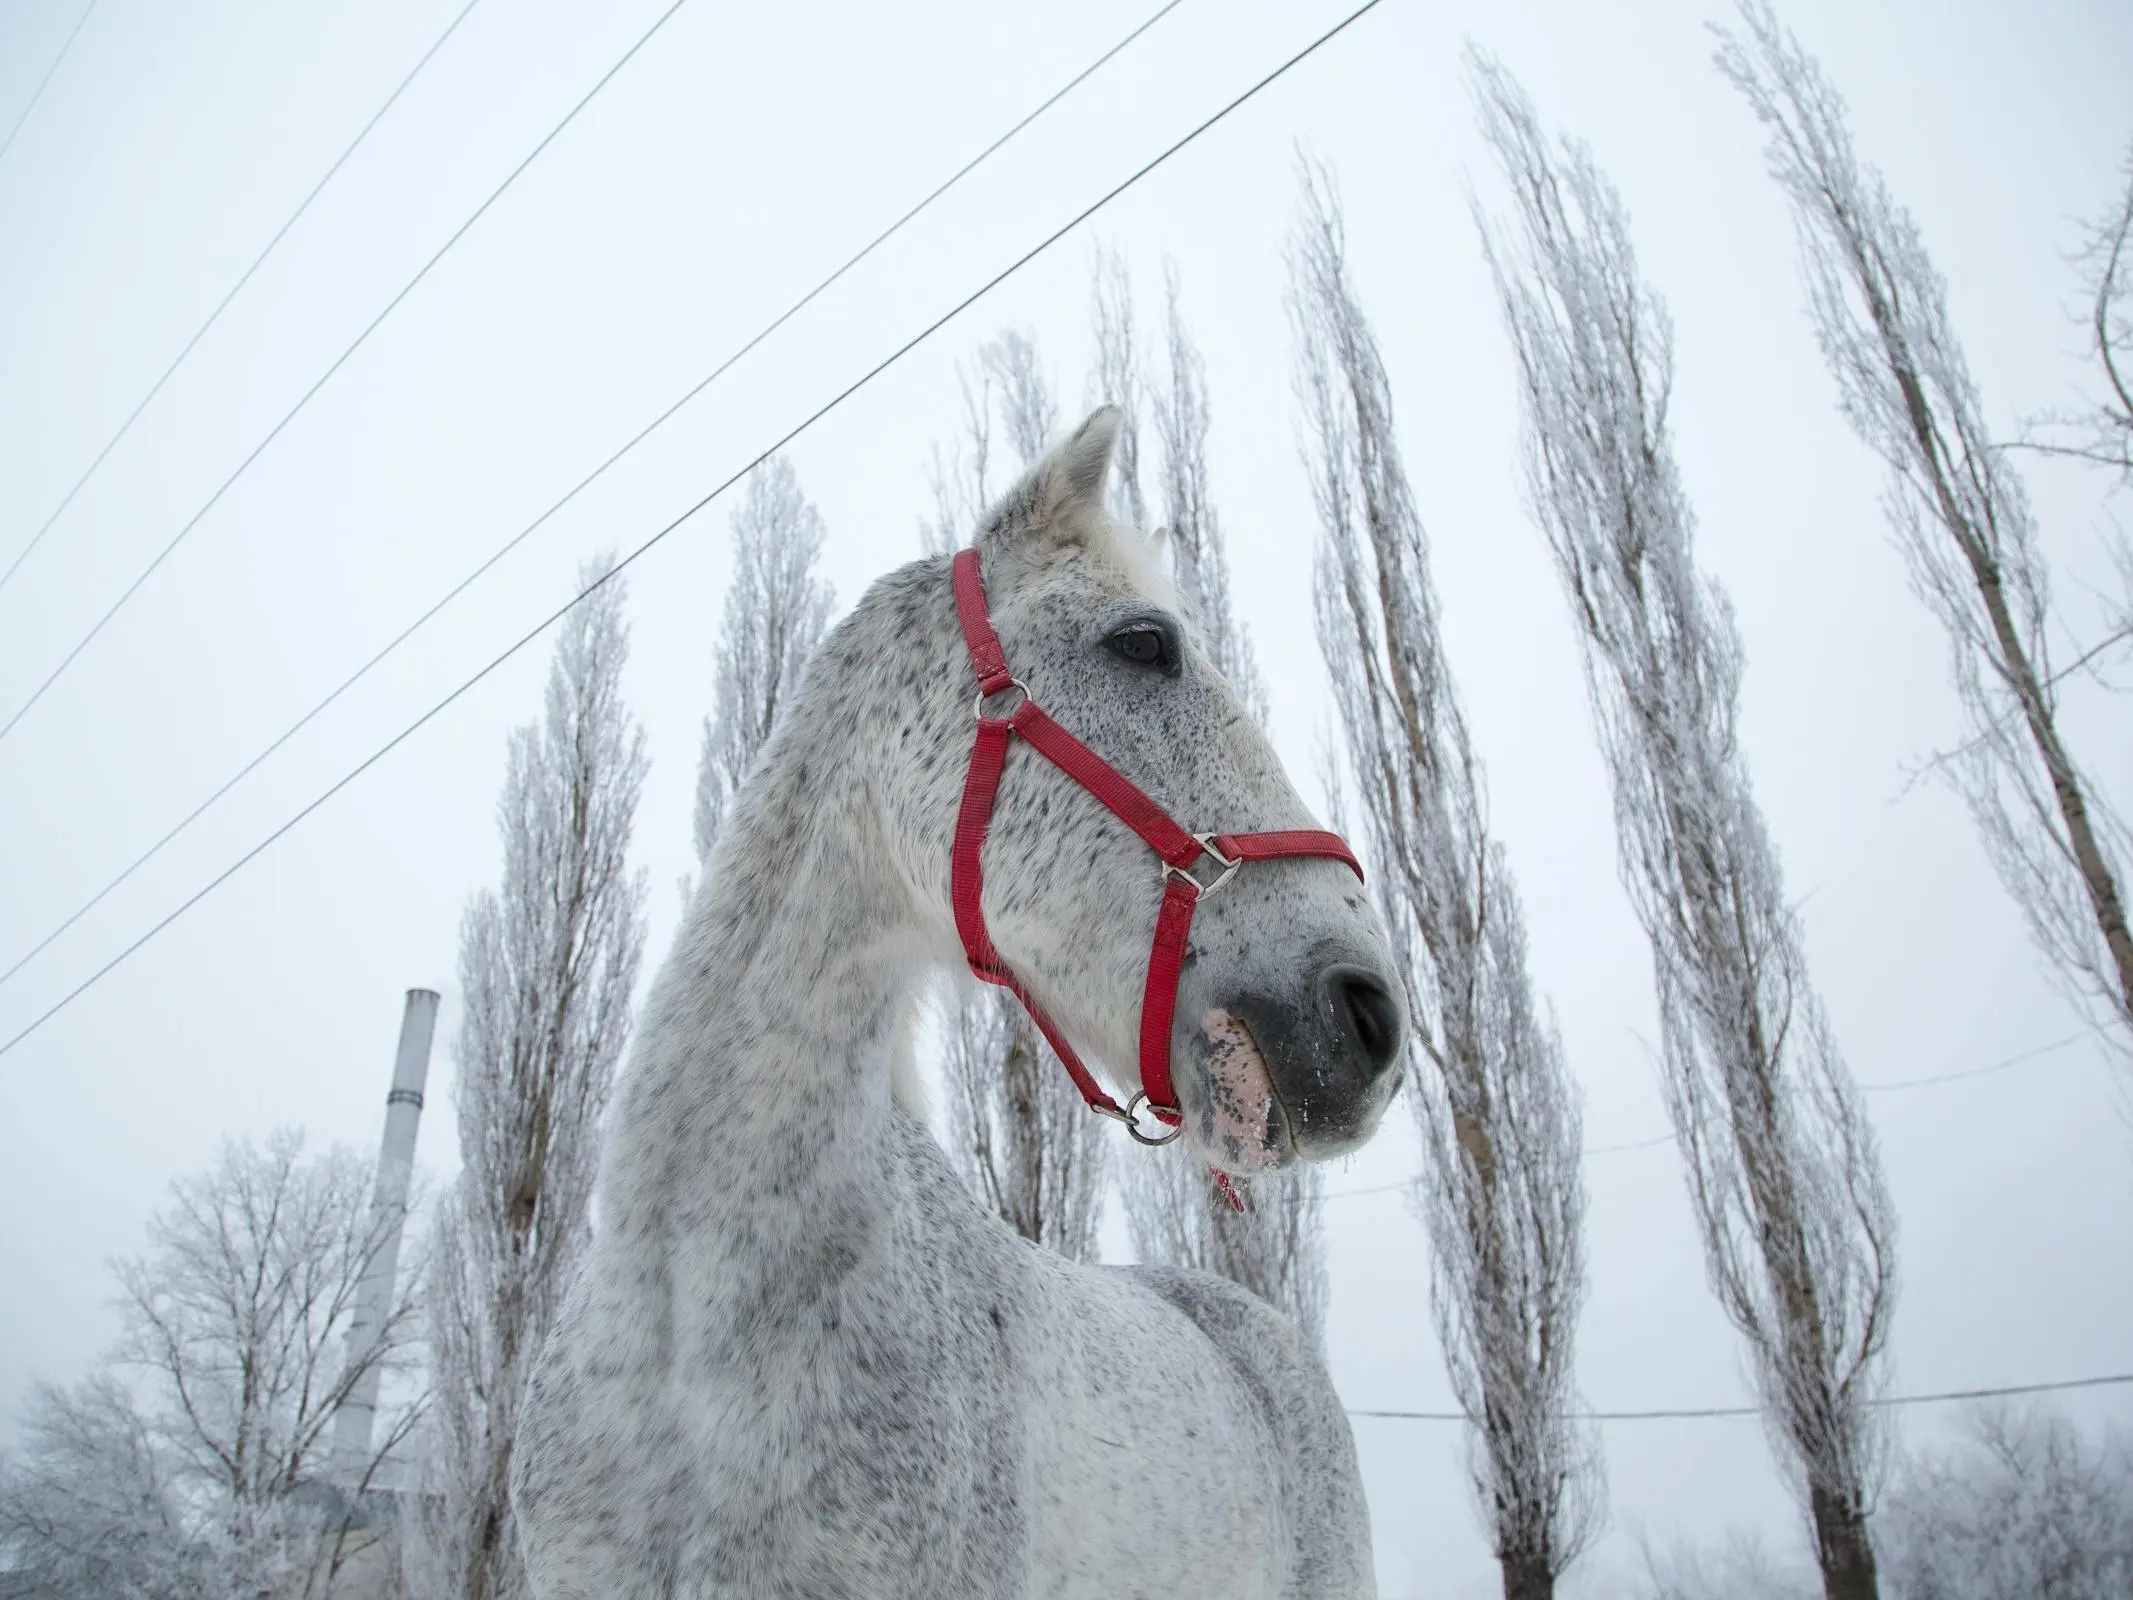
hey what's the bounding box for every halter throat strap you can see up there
[947,547,1362,1154]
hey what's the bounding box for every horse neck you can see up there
[598,574,954,1249]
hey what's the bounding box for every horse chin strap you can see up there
[948,548,1363,1210]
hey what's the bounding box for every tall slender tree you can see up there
[925,332,1108,1262]
[1471,56,1897,1600]
[1102,254,1328,1346]
[1153,262,1269,723]
[422,558,648,1600]
[1088,242,1150,531]
[1291,156,1599,1597]
[693,456,834,869]
[1716,4,2133,1064]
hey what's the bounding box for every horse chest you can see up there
[658,1178,1291,1598]
[521,1060,1361,1596]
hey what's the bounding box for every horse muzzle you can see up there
[1197,947,1407,1165]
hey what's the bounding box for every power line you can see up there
[0,0,1393,1061]
[1858,1030,2085,1093]
[0,0,698,747]
[1322,1033,2097,1199]
[0,0,99,164]
[0,0,490,594]
[1348,1371,2133,1423]
[1583,1127,1676,1158]
[1325,1176,1414,1202]
[0,0,1193,998]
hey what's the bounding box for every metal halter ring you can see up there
[973,679,1031,721]
[1163,833,1241,900]
[1123,1089,1185,1146]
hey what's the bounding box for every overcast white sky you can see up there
[3,0,2131,1592]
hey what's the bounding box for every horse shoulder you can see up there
[1123,1264,1375,1600]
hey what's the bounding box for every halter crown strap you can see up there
[946,548,1363,1172]
[952,546,1016,696]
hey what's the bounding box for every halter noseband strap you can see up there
[948,547,1363,1156]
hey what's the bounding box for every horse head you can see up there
[894,405,1406,1176]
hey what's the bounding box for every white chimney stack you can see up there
[332,987,438,1486]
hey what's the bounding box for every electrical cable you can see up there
[1858,1030,2086,1092]
[0,0,490,593]
[1322,1033,2099,1199]
[0,0,99,164]
[0,0,697,745]
[0,0,1192,997]
[1348,1371,2133,1422]
[0,0,1393,1061]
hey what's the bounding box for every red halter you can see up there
[949,547,1364,1161]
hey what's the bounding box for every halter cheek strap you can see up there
[948,548,1363,1168]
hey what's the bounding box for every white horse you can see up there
[514,408,1408,1599]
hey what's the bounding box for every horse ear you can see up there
[977,406,1122,557]
[1045,406,1120,518]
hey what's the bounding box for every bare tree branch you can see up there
[2026,143,2133,487]
[1881,1406,2133,1598]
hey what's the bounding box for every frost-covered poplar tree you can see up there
[924,331,1108,1261]
[1290,156,1598,1595]
[1471,56,1897,1600]
[1716,6,2133,1063]
[985,328,1059,465]
[1098,255,1328,1346]
[1154,263,1268,722]
[0,1132,418,1600]
[693,456,834,868]
[423,558,648,1600]
[1088,242,1149,531]
[695,456,836,870]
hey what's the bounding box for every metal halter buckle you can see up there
[973,679,1031,720]
[1163,833,1241,899]
[1122,1089,1185,1146]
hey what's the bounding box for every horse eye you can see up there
[1107,626,1175,673]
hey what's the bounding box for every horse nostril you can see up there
[1327,969,1403,1079]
